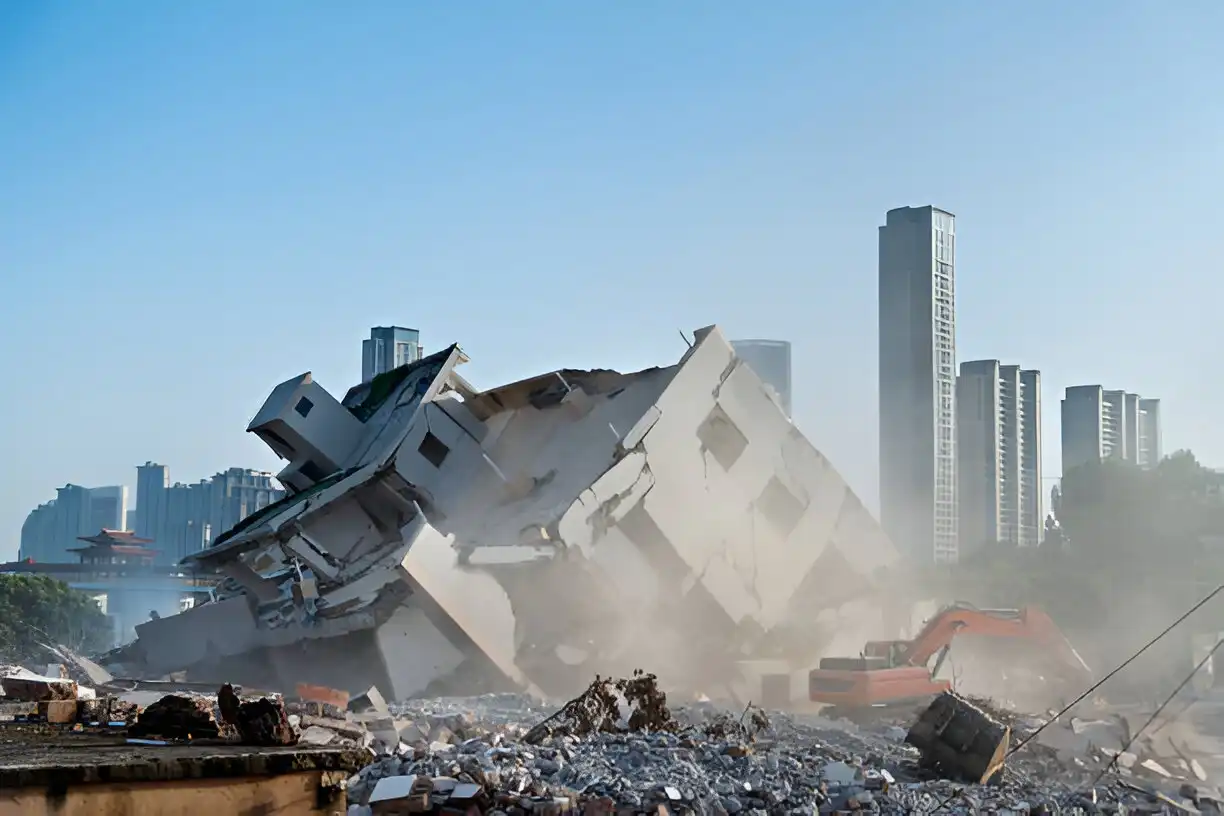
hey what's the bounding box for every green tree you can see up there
[0,575,111,664]
[1057,450,1222,579]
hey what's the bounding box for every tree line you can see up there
[0,574,112,665]
[923,450,1224,694]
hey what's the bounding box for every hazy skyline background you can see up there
[3,1,1222,559]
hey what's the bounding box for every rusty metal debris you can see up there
[906,691,1011,785]
[524,670,676,743]
[701,703,771,743]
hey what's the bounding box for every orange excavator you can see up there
[809,603,1092,717]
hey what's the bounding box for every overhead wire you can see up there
[1006,583,1223,756]
[1081,636,1224,796]
[927,582,1224,814]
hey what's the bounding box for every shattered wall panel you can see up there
[133,597,258,674]
[374,605,467,701]
[396,518,541,697]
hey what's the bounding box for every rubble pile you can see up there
[336,687,1222,815]
[2,656,1222,813]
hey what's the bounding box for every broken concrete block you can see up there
[299,724,338,746]
[2,677,77,702]
[349,686,390,719]
[428,724,455,744]
[369,774,432,815]
[397,720,429,744]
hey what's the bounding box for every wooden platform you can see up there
[0,731,365,816]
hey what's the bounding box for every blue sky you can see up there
[2,1,1223,560]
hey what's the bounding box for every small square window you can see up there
[294,397,314,418]
[300,460,329,482]
[418,432,450,468]
[756,476,807,537]
[696,404,749,470]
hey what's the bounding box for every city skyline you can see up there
[875,202,1168,563]
[20,463,284,565]
[4,3,1217,560]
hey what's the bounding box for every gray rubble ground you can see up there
[323,693,1222,815]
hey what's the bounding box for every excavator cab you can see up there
[862,640,911,666]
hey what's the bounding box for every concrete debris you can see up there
[523,671,676,744]
[105,326,903,705]
[0,650,1220,813]
[335,691,1220,814]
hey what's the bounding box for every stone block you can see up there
[2,677,77,702]
[41,699,79,724]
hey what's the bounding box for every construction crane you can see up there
[808,603,1092,719]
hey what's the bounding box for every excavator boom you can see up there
[808,603,1090,714]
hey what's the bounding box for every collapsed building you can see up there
[105,326,902,701]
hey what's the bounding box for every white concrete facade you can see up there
[123,326,899,702]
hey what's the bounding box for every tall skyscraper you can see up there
[731,339,793,417]
[362,326,423,383]
[957,361,1042,556]
[1061,386,1162,472]
[879,205,958,563]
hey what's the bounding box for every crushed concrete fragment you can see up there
[336,687,1219,814]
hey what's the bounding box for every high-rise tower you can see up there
[957,360,1042,556]
[878,205,958,563]
[730,339,792,417]
[362,327,423,383]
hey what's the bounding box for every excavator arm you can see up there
[809,603,1091,714]
[898,604,1091,681]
